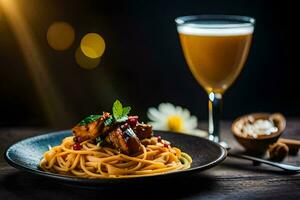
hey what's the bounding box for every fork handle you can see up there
[228,152,300,172]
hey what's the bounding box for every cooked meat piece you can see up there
[109,128,129,154]
[72,112,112,141]
[133,123,153,140]
[124,128,143,155]
[126,137,143,155]
[108,128,143,155]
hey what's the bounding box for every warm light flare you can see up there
[80,33,105,58]
[47,22,75,51]
[75,47,100,69]
[1,0,72,127]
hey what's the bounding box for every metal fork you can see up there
[228,152,300,173]
[220,142,300,173]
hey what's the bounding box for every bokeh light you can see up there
[47,22,75,51]
[75,47,101,69]
[80,33,105,58]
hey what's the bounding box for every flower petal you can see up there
[159,103,176,115]
[181,108,191,120]
[175,106,183,115]
[147,102,204,137]
[184,116,198,130]
[148,122,167,130]
[147,107,166,122]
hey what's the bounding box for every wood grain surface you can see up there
[1,121,299,200]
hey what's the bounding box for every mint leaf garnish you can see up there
[112,100,131,122]
[113,100,123,120]
[78,115,101,126]
[122,106,131,116]
[79,100,132,127]
[116,115,128,123]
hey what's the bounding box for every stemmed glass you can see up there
[175,15,255,143]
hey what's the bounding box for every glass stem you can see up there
[208,92,222,143]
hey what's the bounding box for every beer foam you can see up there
[177,25,254,36]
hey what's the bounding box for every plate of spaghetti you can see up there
[5,100,226,187]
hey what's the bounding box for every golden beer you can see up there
[176,15,255,143]
[178,25,253,94]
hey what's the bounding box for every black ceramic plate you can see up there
[5,130,226,187]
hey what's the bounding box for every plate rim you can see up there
[4,130,227,182]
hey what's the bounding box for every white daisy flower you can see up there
[147,103,207,137]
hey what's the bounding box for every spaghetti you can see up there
[40,136,192,178]
[40,100,192,178]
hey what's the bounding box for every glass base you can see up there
[208,134,219,143]
[208,135,230,149]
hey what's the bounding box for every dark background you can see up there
[0,0,298,128]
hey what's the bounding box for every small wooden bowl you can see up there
[231,113,286,154]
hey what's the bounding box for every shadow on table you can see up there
[2,171,217,199]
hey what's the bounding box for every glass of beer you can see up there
[175,15,255,143]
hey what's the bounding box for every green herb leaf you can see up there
[104,116,114,126]
[95,137,102,143]
[112,100,131,121]
[113,100,123,120]
[122,106,131,116]
[116,115,128,123]
[78,115,101,126]
[95,137,104,146]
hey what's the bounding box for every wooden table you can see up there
[1,121,300,199]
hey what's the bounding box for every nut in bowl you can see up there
[231,113,286,154]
